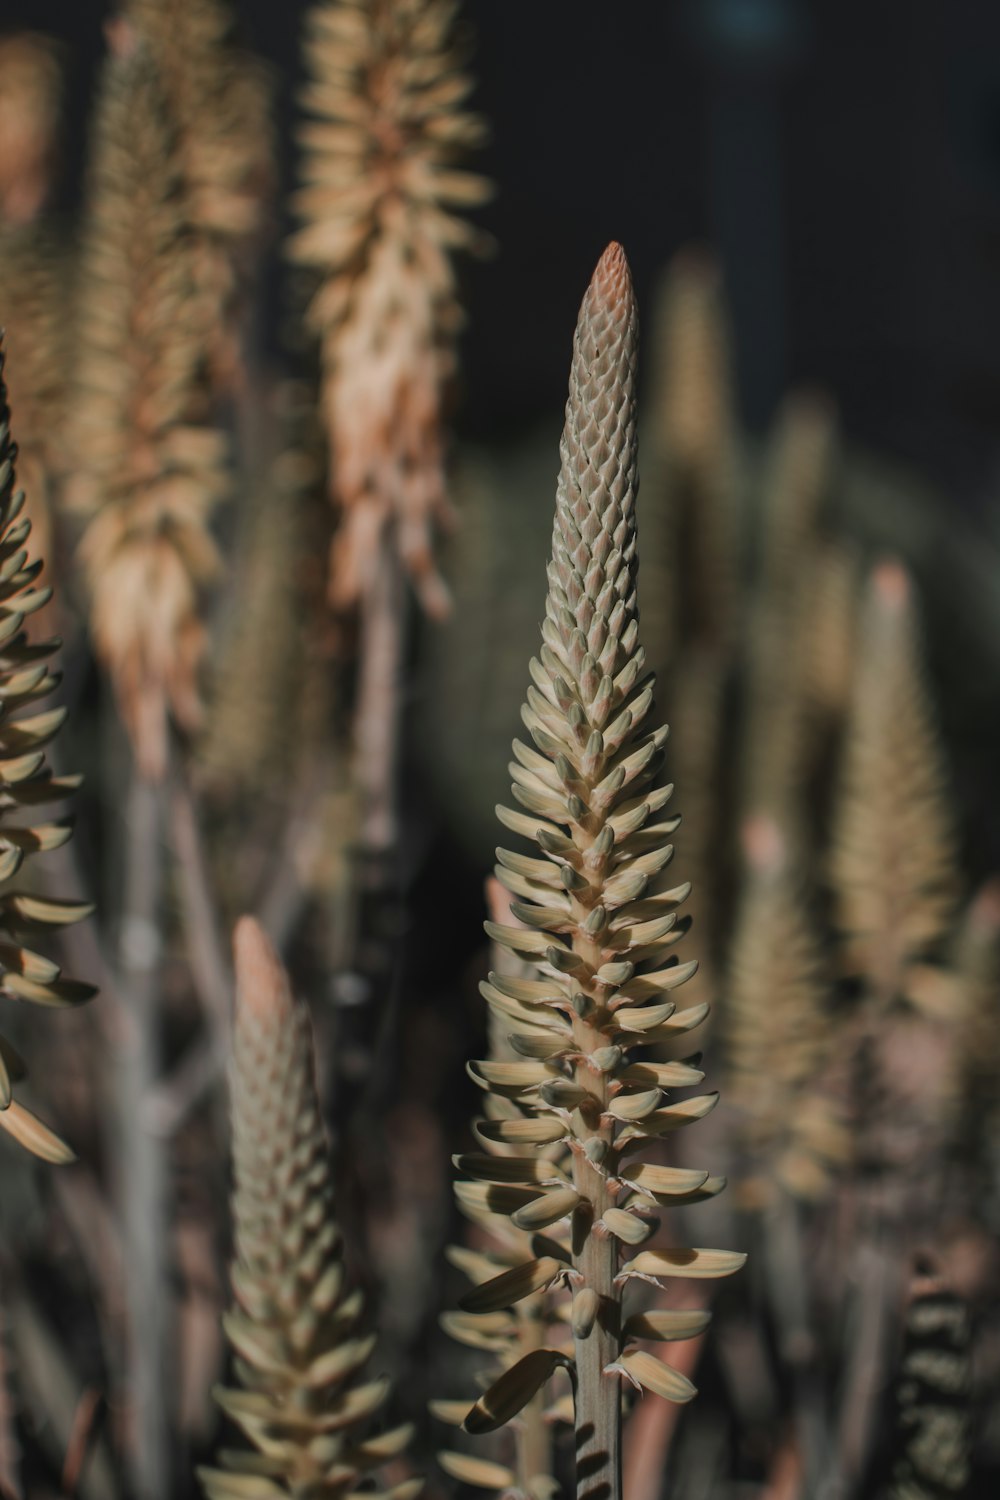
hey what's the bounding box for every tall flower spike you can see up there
[645,249,739,657]
[0,340,95,1162]
[446,246,743,1500]
[0,224,68,576]
[726,818,848,1206]
[70,45,227,780]
[0,33,62,227]
[124,0,276,395]
[199,383,314,793]
[288,0,492,617]
[830,562,958,1010]
[798,542,857,735]
[741,390,838,820]
[199,917,420,1500]
[886,1270,970,1500]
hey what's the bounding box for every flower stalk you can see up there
[445,244,743,1500]
[200,917,421,1500]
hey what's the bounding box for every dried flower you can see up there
[288,0,491,617]
[200,917,420,1500]
[124,0,276,393]
[0,33,61,227]
[70,48,227,780]
[741,391,839,819]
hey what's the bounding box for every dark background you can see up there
[13,0,1000,510]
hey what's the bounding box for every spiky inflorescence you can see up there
[726,819,847,1206]
[798,541,857,732]
[288,0,491,618]
[0,225,68,574]
[651,250,733,485]
[887,1272,971,1500]
[70,47,227,781]
[645,248,738,658]
[741,390,839,820]
[125,0,271,240]
[0,33,62,228]
[199,385,315,794]
[0,341,94,1163]
[755,391,838,601]
[435,889,570,1498]
[829,563,958,1010]
[124,0,275,394]
[199,917,419,1500]
[446,246,742,1497]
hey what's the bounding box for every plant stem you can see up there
[169,771,232,1045]
[762,1191,828,1494]
[115,769,170,1500]
[0,1264,22,1500]
[828,1227,894,1500]
[354,529,406,863]
[572,1201,621,1500]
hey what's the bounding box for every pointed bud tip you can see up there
[741,814,786,877]
[598,240,627,271]
[783,384,837,427]
[871,558,910,611]
[970,878,1000,935]
[670,244,720,287]
[233,916,294,1025]
[591,241,633,305]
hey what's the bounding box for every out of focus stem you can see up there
[115,767,170,1500]
[353,528,407,865]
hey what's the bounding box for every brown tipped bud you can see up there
[232,916,294,1028]
[204,919,414,1496]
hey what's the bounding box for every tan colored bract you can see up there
[0,340,94,1163]
[199,917,420,1500]
[125,0,276,394]
[70,49,228,780]
[0,226,66,576]
[726,818,848,1206]
[288,0,491,618]
[444,244,743,1500]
